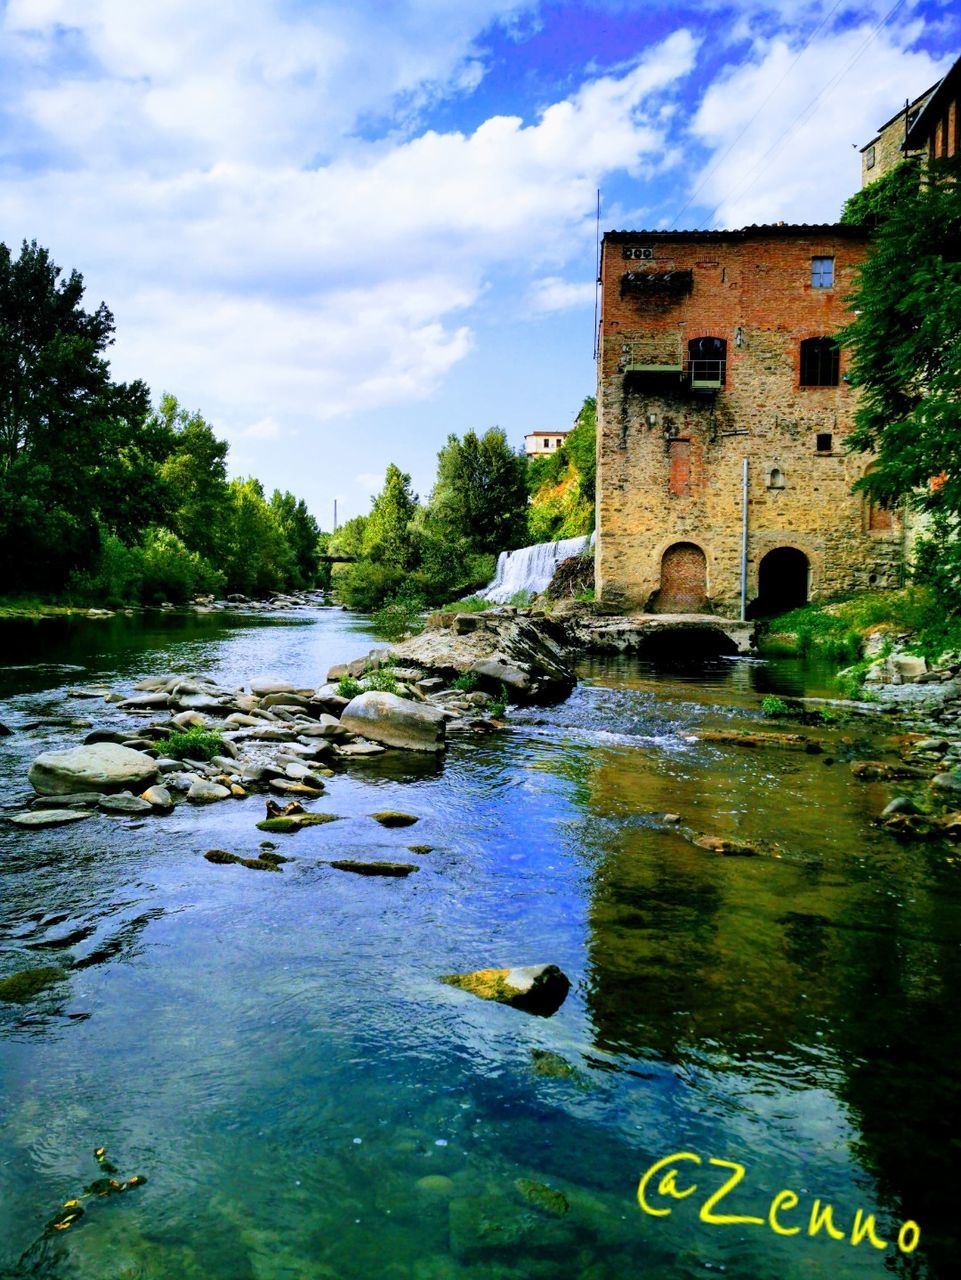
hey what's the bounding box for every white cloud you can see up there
[356,472,385,493]
[685,21,952,228]
[528,276,597,313]
[0,13,698,431]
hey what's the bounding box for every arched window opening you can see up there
[767,467,785,490]
[800,338,840,387]
[688,336,727,390]
[651,542,707,613]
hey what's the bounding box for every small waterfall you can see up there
[482,533,594,603]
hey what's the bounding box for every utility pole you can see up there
[333,499,338,532]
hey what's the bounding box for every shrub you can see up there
[761,695,790,717]
[509,589,535,607]
[362,669,399,694]
[439,594,491,613]
[166,727,226,761]
[371,586,425,641]
[452,671,479,692]
[337,676,362,698]
[139,527,224,604]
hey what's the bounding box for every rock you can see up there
[171,710,207,730]
[931,770,961,797]
[334,740,387,756]
[881,796,920,818]
[340,692,446,753]
[0,966,66,1002]
[82,729,129,746]
[29,743,159,796]
[140,785,174,813]
[698,729,820,752]
[892,655,927,683]
[29,792,104,810]
[117,693,171,710]
[261,691,311,709]
[310,688,350,717]
[224,713,264,728]
[448,1193,577,1261]
[408,844,434,854]
[98,792,154,815]
[514,1179,570,1217]
[0,721,12,735]
[415,677,446,694]
[470,659,531,698]
[204,849,239,864]
[186,780,231,804]
[268,779,325,798]
[913,738,950,755]
[371,810,419,827]
[328,860,419,877]
[440,964,571,1016]
[256,813,342,833]
[692,834,759,857]
[454,612,486,635]
[240,764,287,784]
[249,677,298,696]
[530,1049,577,1079]
[851,761,932,781]
[8,809,96,829]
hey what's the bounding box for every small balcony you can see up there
[620,270,694,299]
[619,337,684,377]
[688,358,725,391]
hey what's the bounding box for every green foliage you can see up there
[526,397,596,542]
[431,428,529,555]
[270,489,321,587]
[371,586,425,641]
[152,394,229,562]
[337,676,362,698]
[842,155,961,516]
[328,514,367,560]
[508,589,535,607]
[452,670,479,692]
[840,161,917,228]
[335,559,406,611]
[139,527,224,603]
[165,727,226,761]
[439,594,491,613]
[362,668,400,693]
[364,464,418,566]
[0,240,151,590]
[760,695,790,717]
[489,700,507,719]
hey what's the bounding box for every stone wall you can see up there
[596,227,906,616]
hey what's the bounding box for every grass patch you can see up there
[439,595,491,614]
[166,727,226,761]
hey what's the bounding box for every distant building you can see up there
[525,430,571,458]
[595,224,904,617]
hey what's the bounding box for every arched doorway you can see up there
[751,547,809,617]
[651,542,707,613]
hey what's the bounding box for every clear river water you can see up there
[0,606,959,1280]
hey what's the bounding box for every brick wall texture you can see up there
[596,227,906,616]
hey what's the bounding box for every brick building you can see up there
[595,224,905,616]
[905,51,960,162]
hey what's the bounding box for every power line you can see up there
[701,0,909,229]
[672,0,847,227]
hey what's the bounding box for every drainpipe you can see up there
[740,457,749,621]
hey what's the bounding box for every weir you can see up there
[482,533,593,603]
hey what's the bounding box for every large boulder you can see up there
[29,743,158,796]
[340,692,446,753]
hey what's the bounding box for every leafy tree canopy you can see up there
[363,463,418,566]
[431,427,528,554]
[843,155,961,514]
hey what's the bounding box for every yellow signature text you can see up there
[637,1151,920,1256]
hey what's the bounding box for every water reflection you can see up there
[0,614,959,1279]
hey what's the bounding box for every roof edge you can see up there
[603,224,869,243]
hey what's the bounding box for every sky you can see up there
[1,0,957,530]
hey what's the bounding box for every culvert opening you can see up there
[636,627,739,667]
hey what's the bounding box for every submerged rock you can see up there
[514,1178,570,1217]
[340,692,446,753]
[440,964,571,1016]
[205,849,240,865]
[0,966,66,1002]
[256,813,342,833]
[408,844,434,855]
[29,743,159,796]
[8,809,96,829]
[328,860,419,877]
[692,834,760,857]
[371,810,419,827]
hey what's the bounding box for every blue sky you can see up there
[1,0,957,529]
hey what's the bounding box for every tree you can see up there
[843,155,961,515]
[270,489,320,587]
[152,394,230,562]
[0,240,150,589]
[222,477,294,596]
[430,428,528,554]
[363,463,418,566]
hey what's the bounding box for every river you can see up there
[1,606,959,1280]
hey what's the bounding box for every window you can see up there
[816,433,833,453]
[767,467,785,489]
[556,439,563,448]
[811,257,834,288]
[865,145,876,170]
[800,338,840,387]
[687,336,727,388]
[542,438,550,448]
